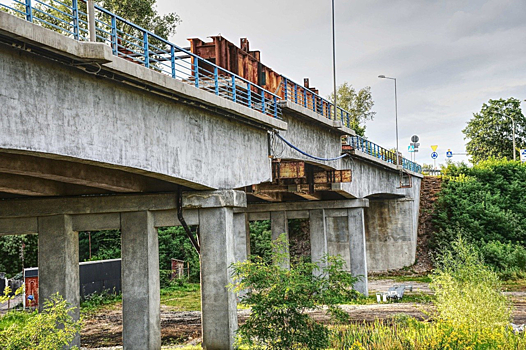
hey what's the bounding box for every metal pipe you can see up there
[87,0,96,42]
[177,188,200,254]
[394,77,399,166]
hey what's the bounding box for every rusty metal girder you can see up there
[272,160,351,185]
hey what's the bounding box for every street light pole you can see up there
[332,0,337,111]
[378,75,399,166]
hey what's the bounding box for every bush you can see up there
[0,293,81,349]
[478,240,526,273]
[429,236,512,346]
[433,159,526,250]
[230,235,359,349]
[331,237,525,350]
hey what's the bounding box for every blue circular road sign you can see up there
[431,152,438,159]
[446,151,453,158]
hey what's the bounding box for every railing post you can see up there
[328,103,331,120]
[214,67,219,95]
[261,89,266,114]
[111,15,117,55]
[231,76,236,103]
[284,78,288,101]
[171,45,176,78]
[25,0,32,22]
[194,59,199,88]
[248,84,252,109]
[143,32,149,68]
[87,0,96,42]
[72,0,79,40]
[312,94,316,112]
[273,96,278,118]
[294,84,298,104]
[303,88,307,108]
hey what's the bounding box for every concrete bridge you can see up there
[0,4,422,350]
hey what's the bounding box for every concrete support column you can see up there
[233,212,249,264]
[200,207,238,350]
[121,211,160,350]
[309,209,327,276]
[348,208,368,297]
[271,211,290,269]
[38,215,80,347]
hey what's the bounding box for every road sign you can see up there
[446,149,453,158]
[521,149,526,163]
[431,145,438,152]
[411,135,419,143]
[408,145,415,152]
[431,152,438,159]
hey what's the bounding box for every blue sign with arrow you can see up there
[431,152,438,159]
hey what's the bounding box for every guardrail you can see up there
[348,136,422,173]
[281,76,352,128]
[0,0,281,118]
[0,0,422,174]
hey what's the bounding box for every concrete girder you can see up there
[0,173,111,197]
[0,152,148,193]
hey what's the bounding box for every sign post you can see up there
[431,145,438,170]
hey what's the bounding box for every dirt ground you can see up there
[80,279,526,348]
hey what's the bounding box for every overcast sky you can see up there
[158,0,526,166]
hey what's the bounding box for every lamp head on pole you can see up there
[378,75,386,79]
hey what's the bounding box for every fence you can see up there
[0,0,281,118]
[348,136,422,173]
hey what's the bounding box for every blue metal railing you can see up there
[348,136,422,173]
[0,0,281,118]
[281,76,351,127]
[0,0,422,173]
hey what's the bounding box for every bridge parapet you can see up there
[0,0,422,176]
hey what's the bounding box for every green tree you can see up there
[7,0,180,42]
[230,235,359,349]
[328,82,375,136]
[98,0,180,39]
[434,159,526,249]
[463,98,525,164]
[0,235,38,277]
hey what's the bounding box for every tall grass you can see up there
[331,237,526,350]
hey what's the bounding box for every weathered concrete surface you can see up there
[348,208,368,296]
[38,215,80,347]
[121,211,161,350]
[271,211,290,269]
[0,42,270,189]
[199,207,238,350]
[339,157,423,199]
[365,198,418,271]
[309,209,328,275]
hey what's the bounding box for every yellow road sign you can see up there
[431,145,438,152]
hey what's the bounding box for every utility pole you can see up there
[331,0,337,114]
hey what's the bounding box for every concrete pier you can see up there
[309,209,328,276]
[348,208,368,297]
[38,215,80,347]
[270,211,290,269]
[199,198,245,349]
[121,211,161,350]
